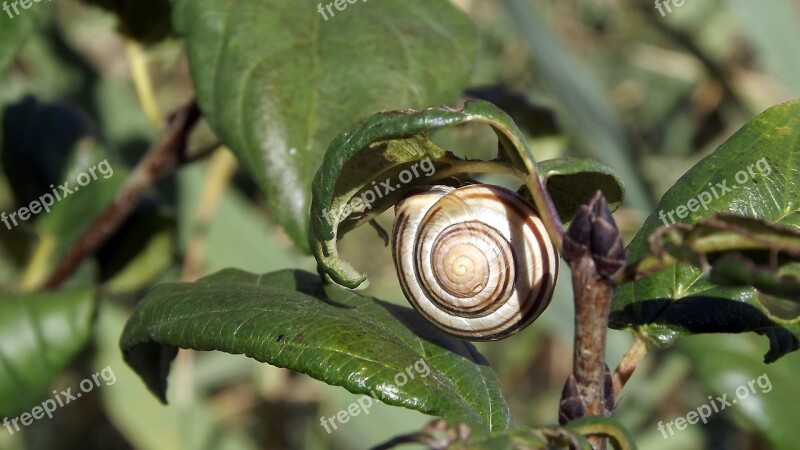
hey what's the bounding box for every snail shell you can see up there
[392,184,559,340]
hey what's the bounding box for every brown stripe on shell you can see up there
[420,221,514,317]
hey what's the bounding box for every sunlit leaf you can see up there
[121,269,512,430]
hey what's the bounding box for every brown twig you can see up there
[43,100,201,289]
[560,191,626,449]
[570,258,614,418]
[612,335,650,398]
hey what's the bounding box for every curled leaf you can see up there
[309,100,624,288]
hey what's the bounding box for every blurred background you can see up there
[0,0,799,449]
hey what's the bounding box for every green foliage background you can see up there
[0,0,798,449]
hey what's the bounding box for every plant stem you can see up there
[43,100,201,289]
[125,40,162,127]
[561,191,626,449]
[612,334,650,398]
[526,172,565,252]
[570,256,614,419]
[19,234,57,291]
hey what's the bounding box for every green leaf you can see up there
[649,214,800,261]
[120,269,512,431]
[0,289,95,416]
[710,255,800,300]
[309,100,622,288]
[309,100,533,288]
[449,428,550,450]
[0,4,40,75]
[442,417,636,450]
[612,100,800,362]
[563,417,638,450]
[172,0,478,252]
[465,87,561,139]
[537,157,625,224]
[312,134,460,245]
[638,214,800,299]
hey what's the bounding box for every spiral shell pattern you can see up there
[392,184,559,340]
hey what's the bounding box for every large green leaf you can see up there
[0,289,95,416]
[611,100,800,362]
[309,100,624,288]
[120,269,512,431]
[172,0,479,252]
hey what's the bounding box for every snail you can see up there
[392,184,560,340]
